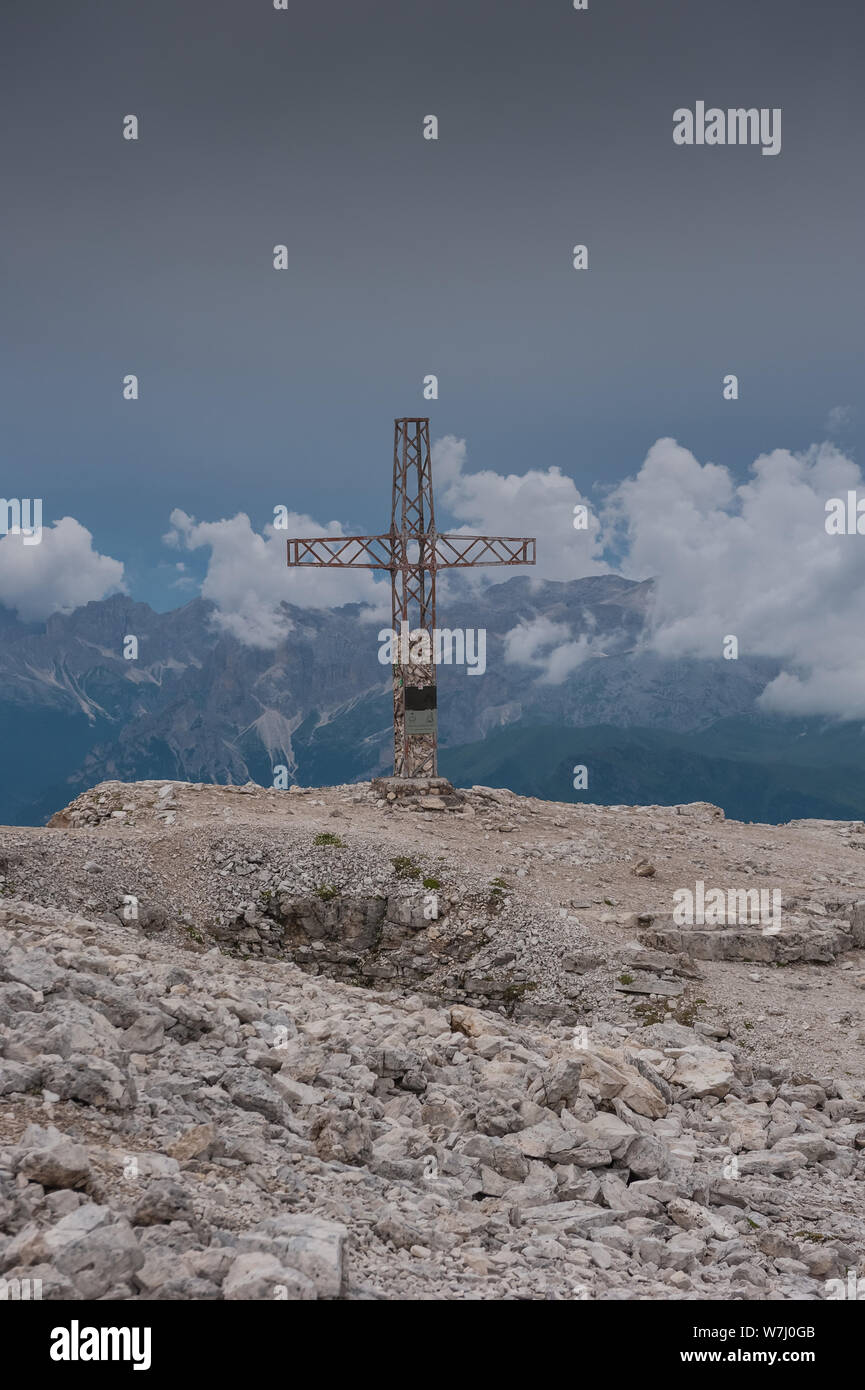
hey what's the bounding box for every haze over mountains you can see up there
[3,573,863,827]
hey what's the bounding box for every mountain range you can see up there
[2,574,864,825]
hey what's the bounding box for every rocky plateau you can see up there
[0,777,863,1301]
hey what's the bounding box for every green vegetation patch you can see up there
[391,856,421,880]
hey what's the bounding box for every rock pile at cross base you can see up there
[0,778,863,1300]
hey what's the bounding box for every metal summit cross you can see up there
[286,417,536,778]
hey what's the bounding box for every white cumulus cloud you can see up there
[432,434,607,587]
[0,516,125,622]
[603,437,865,718]
[503,615,599,684]
[163,509,388,649]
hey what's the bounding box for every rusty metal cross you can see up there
[286,417,535,777]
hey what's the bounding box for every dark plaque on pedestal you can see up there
[404,684,437,736]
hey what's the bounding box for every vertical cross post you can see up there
[391,418,437,775]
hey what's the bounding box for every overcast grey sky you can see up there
[1,0,863,610]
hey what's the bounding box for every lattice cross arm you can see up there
[286,536,394,569]
[432,535,536,568]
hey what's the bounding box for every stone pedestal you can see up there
[369,777,465,811]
